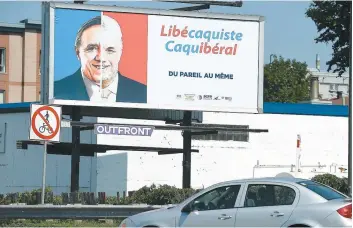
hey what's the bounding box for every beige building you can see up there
[308,67,349,105]
[0,19,41,104]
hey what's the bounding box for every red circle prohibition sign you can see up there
[31,106,60,140]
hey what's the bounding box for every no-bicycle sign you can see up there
[29,104,62,142]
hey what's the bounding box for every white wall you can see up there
[0,112,97,195]
[96,150,127,197]
[97,112,348,195]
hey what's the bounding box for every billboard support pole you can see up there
[182,111,192,189]
[71,107,81,193]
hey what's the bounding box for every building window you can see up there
[330,84,340,91]
[0,48,5,73]
[192,124,249,142]
[0,90,5,104]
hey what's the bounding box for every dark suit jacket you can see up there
[54,69,147,103]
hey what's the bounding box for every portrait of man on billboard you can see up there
[54,14,147,103]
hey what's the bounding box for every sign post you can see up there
[296,134,301,177]
[29,104,62,204]
[41,141,47,204]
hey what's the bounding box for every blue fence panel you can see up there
[263,102,348,117]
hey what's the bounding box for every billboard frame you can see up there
[41,1,265,114]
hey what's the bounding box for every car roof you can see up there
[212,177,310,186]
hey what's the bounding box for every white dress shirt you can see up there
[82,72,118,102]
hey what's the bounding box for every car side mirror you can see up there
[181,203,192,213]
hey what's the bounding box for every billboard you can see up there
[41,2,264,113]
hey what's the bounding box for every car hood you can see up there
[128,204,180,227]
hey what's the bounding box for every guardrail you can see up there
[0,204,164,219]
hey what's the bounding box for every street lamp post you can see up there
[270,54,275,64]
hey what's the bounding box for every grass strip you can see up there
[0,219,123,227]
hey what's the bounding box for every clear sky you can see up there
[0,0,333,70]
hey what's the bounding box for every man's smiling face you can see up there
[76,17,122,87]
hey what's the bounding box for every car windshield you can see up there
[297,180,347,200]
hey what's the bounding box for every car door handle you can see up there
[271,211,284,217]
[218,214,232,220]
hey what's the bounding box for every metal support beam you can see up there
[80,126,94,131]
[16,140,199,156]
[165,117,201,124]
[71,107,81,193]
[190,130,218,136]
[155,0,243,7]
[68,120,268,133]
[172,4,210,11]
[182,111,192,189]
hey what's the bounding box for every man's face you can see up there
[76,21,122,86]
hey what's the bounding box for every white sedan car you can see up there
[119,177,351,227]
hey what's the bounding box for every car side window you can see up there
[244,184,296,207]
[189,185,241,211]
[274,185,296,205]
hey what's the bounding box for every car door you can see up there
[234,181,299,227]
[177,183,245,227]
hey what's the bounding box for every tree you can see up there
[312,174,349,195]
[264,55,311,103]
[305,1,351,76]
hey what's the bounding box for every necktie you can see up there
[101,89,112,99]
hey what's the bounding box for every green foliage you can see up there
[264,55,311,103]
[0,184,197,206]
[0,187,54,205]
[311,173,349,195]
[128,184,196,205]
[52,195,63,205]
[305,1,351,76]
[0,219,121,227]
[0,175,349,208]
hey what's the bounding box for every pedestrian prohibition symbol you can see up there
[29,104,62,142]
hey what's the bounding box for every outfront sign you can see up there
[42,2,264,113]
[94,124,154,136]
